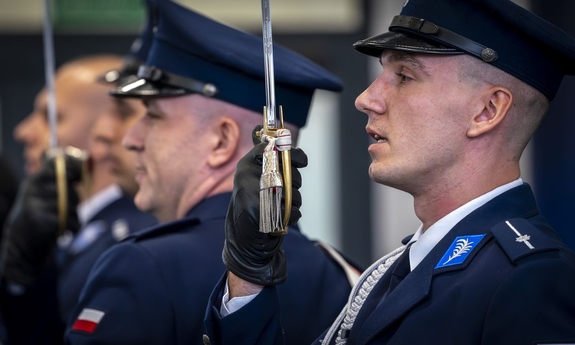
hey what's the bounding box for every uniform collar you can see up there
[77,184,123,226]
[184,192,232,223]
[408,179,523,271]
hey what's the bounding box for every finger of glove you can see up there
[223,189,287,286]
[247,141,267,163]
[281,187,302,226]
[37,149,86,183]
[251,125,264,146]
[63,153,85,182]
[290,147,308,169]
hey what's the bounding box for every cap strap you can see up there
[390,15,499,63]
[137,65,218,97]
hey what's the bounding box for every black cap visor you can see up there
[109,65,218,99]
[109,78,190,98]
[354,30,461,58]
[355,15,505,65]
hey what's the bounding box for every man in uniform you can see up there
[64,1,360,344]
[1,55,156,345]
[56,3,159,323]
[204,0,575,344]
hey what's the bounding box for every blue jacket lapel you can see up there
[356,184,540,344]
[356,253,434,344]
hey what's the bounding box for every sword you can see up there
[257,0,292,235]
[42,0,70,236]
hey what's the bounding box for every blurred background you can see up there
[0,0,573,268]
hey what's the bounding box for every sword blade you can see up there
[42,0,58,148]
[261,0,276,129]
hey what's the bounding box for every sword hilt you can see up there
[257,106,292,235]
[46,146,90,236]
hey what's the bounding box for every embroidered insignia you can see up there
[435,234,486,268]
[69,221,106,255]
[71,308,105,333]
[505,221,534,249]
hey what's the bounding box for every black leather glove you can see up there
[223,138,308,286]
[0,148,85,287]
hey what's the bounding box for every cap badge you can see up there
[203,84,218,97]
[481,48,498,63]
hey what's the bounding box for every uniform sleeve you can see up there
[481,253,575,344]
[65,242,174,344]
[204,274,285,345]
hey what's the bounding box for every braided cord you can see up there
[321,245,406,344]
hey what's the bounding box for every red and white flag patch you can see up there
[71,308,105,333]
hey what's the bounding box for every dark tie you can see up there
[386,244,412,295]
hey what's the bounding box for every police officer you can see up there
[57,3,159,324]
[204,0,575,344]
[1,54,156,345]
[64,1,360,344]
[1,55,124,345]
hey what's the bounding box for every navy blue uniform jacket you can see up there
[58,195,157,322]
[204,184,575,344]
[65,192,356,345]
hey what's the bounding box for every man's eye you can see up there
[146,111,161,119]
[395,73,411,83]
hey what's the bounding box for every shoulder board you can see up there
[490,218,559,263]
[128,217,200,242]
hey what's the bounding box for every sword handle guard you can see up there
[47,146,90,237]
[280,149,292,232]
[257,106,291,235]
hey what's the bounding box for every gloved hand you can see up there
[0,147,86,287]
[223,138,308,286]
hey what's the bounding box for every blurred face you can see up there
[355,51,477,195]
[13,91,49,175]
[91,98,145,197]
[122,95,214,222]
[14,69,110,175]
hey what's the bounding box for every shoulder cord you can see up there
[321,245,406,344]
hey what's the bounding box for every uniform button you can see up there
[203,334,211,345]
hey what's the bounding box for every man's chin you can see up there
[117,177,140,198]
[133,192,152,214]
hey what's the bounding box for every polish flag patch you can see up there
[71,308,105,333]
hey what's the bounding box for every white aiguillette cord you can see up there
[322,245,407,345]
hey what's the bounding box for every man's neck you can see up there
[413,167,520,231]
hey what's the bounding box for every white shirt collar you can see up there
[408,179,523,271]
[77,184,123,226]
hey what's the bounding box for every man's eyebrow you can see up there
[383,51,431,76]
[114,99,136,120]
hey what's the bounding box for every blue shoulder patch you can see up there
[435,234,486,269]
[490,218,558,263]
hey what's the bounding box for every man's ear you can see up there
[467,86,513,138]
[207,117,240,168]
